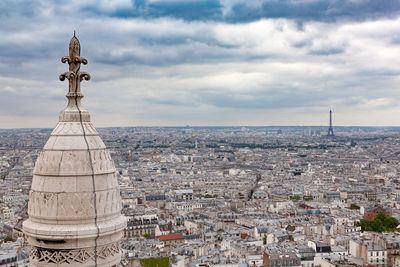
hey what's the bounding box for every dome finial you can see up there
[59,34,90,96]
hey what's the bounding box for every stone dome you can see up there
[23,35,126,267]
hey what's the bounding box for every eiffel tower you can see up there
[327,109,334,137]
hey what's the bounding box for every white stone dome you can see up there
[23,35,126,267]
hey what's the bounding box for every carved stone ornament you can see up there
[30,241,121,264]
[59,33,91,96]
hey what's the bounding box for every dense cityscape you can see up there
[1,0,400,266]
[2,126,400,266]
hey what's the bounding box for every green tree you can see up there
[3,236,13,243]
[140,257,169,267]
[360,212,399,232]
[370,219,384,233]
[385,217,399,229]
[376,212,387,222]
[143,233,151,239]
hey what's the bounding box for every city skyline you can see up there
[1,0,400,128]
[2,3,400,265]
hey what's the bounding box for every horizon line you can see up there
[3,125,400,130]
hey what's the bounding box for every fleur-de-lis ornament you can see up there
[58,32,92,123]
[59,32,91,96]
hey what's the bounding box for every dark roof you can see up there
[146,195,166,201]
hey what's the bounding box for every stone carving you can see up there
[33,151,62,175]
[59,34,90,95]
[96,188,122,216]
[52,123,74,135]
[28,191,94,218]
[30,241,121,264]
[58,192,95,218]
[28,191,58,218]
[28,189,122,219]
[33,149,115,176]
[52,122,99,136]
[59,111,91,123]
[90,150,115,174]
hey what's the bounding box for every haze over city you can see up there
[1,0,400,128]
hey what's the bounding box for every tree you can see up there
[376,212,387,222]
[370,219,384,233]
[360,212,399,232]
[3,236,13,243]
[143,233,151,239]
[385,217,399,229]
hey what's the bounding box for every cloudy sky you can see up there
[1,0,400,128]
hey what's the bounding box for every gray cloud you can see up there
[49,0,400,23]
[0,0,400,127]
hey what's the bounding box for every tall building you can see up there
[327,109,334,137]
[22,35,126,266]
